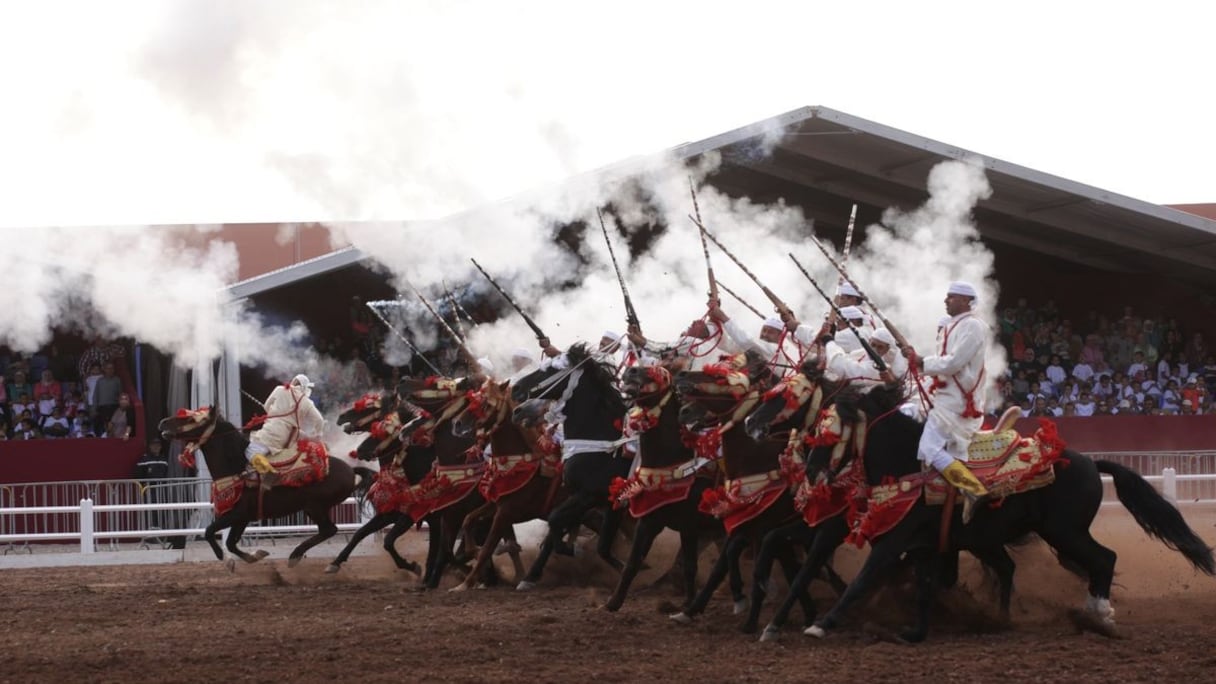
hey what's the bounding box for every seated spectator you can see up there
[1046,396,1063,417]
[1072,359,1095,384]
[1029,395,1051,417]
[1127,352,1148,380]
[12,417,37,440]
[33,369,62,404]
[1011,369,1030,397]
[1062,401,1077,417]
[36,392,57,419]
[40,407,69,438]
[1204,354,1216,392]
[1180,399,1198,415]
[1091,374,1114,399]
[5,370,32,406]
[11,393,33,421]
[69,413,93,438]
[0,374,7,405]
[1181,375,1202,407]
[1074,391,1097,417]
[1095,398,1112,415]
[0,422,7,440]
[1079,334,1105,367]
[1044,355,1067,386]
[135,440,169,480]
[1112,398,1133,415]
[105,393,135,440]
[63,390,87,418]
[1185,332,1208,368]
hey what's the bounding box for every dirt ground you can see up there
[2,508,1215,684]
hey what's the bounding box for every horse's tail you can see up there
[352,466,376,504]
[1095,459,1215,575]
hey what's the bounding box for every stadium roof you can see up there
[226,105,1216,298]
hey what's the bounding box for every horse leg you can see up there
[497,525,526,582]
[287,507,339,568]
[760,516,849,641]
[775,537,819,631]
[742,524,791,634]
[451,508,511,592]
[224,519,265,564]
[518,493,588,590]
[604,514,662,612]
[897,547,940,643]
[326,511,396,573]
[595,505,625,572]
[425,512,460,589]
[806,528,907,638]
[969,544,1016,623]
[1039,526,1118,628]
[422,515,442,587]
[459,499,497,556]
[670,533,747,623]
[203,509,241,561]
[384,515,421,575]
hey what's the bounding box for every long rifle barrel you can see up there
[469,258,549,341]
[716,281,763,319]
[807,234,912,351]
[597,209,641,330]
[689,178,719,304]
[364,302,442,375]
[689,215,793,319]
[788,253,887,372]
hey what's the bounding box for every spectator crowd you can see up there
[0,340,136,441]
[994,299,1216,417]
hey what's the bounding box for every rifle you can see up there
[597,209,641,330]
[469,258,549,342]
[689,178,719,304]
[364,301,442,375]
[788,253,887,372]
[404,281,479,369]
[717,281,763,319]
[808,233,913,352]
[443,280,478,326]
[441,281,469,341]
[690,215,794,320]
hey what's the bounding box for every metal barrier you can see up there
[1090,451,1216,505]
[0,477,368,554]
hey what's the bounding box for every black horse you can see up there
[158,406,355,567]
[513,343,630,590]
[325,404,432,574]
[667,363,817,631]
[603,364,734,612]
[804,384,1215,642]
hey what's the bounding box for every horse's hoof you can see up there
[516,581,536,592]
[324,564,340,574]
[254,550,270,560]
[225,558,236,573]
[759,625,780,643]
[287,557,301,569]
[733,598,749,615]
[494,541,522,556]
[804,624,827,639]
[898,628,926,644]
[403,562,422,577]
[669,612,692,625]
[739,621,757,635]
[475,583,487,590]
[603,599,622,613]
[448,582,469,593]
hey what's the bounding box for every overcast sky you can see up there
[1,0,1211,229]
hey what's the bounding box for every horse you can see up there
[447,379,557,592]
[325,403,432,574]
[667,360,818,631]
[158,406,355,567]
[512,343,631,590]
[803,384,1216,643]
[603,364,735,612]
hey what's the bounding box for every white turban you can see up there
[947,281,978,298]
[511,348,533,361]
[837,305,864,321]
[762,317,784,331]
[601,330,621,342]
[869,328,897,347]
[836,282,861,298]
[290,374,315,389]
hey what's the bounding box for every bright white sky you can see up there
[1,0,1212,229]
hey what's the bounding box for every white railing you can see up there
[0,497,368,554]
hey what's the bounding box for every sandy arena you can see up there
[2,507,1214,683]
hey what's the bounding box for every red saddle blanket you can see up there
[367,466,412,515]
[846,420,1067,547]
[478,452,557,503]
[400,461,487,521]
[208,439,331,517]
[610,469,699,518]
[699,470,792,536]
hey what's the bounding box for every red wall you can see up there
[0,438,144,484]
[1013,415,1216,453]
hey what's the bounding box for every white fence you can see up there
[0,477,369,555]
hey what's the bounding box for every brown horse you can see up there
[158,406,355,567]
[448,379,557,591]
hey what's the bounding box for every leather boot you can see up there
[940,460,989,524]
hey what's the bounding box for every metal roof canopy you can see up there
[224,106,1216,297]
[675,106,1216,285]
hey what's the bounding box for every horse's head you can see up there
[397,375,471,418]
[744,363,829,441]
[337,391,395,434]
[159,406,218,442]
[353,405,421,462]
[621,364,673,407]
[453,380,512,438]
[511,398,548,428]
[675,361,751,430]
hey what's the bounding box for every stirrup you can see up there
[961,491,990,525]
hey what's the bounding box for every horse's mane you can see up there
[567,342,625,415]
